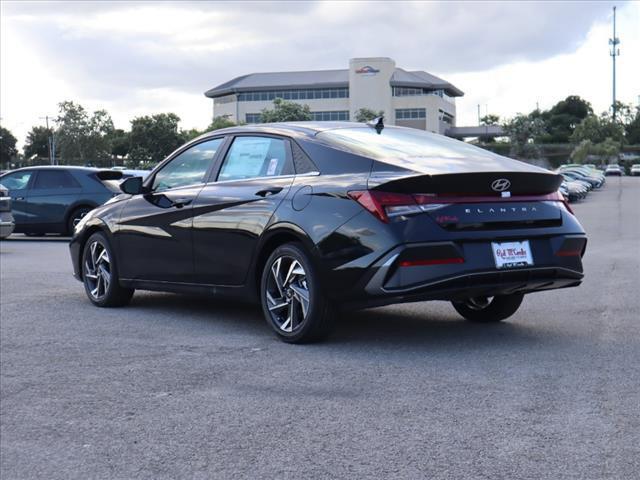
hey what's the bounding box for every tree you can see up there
[537,96,593,143]
[355,108,385,123]
[625,109,640,145]
[260,98,312,123]
[107,129,130,158]
[24,126,53,159]
[129,113,183,165]
[502,114,546,159]
[570,140,592,164]
[181,128,203,143]
[570,113,625,145]
[480,114,500,126]
[208,115,237,131]
[0,126,18,167]
[55,101,115,166]
[590,137,620,164]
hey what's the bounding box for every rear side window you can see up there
[33,170,81,189]
[218,136,292,182]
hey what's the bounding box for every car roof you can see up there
[1,166,100,174]
[194,121,385,141]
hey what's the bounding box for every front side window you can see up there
[0,171,33,190]
[152,138,223,191]
[218,136,291,182]
[33,170,81,189]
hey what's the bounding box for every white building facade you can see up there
[205,57,463,134]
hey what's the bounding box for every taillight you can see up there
[348,190,447,223]
[348,191,417,222]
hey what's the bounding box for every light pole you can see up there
[609,6,621,119]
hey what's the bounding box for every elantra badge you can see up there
[491,178,511,192]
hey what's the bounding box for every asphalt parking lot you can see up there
[1,177,639,479]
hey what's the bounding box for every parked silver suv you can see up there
[0,184,15,239]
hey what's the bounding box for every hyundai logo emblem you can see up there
[491,178,511,192]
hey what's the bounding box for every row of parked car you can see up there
[555,164,610,202]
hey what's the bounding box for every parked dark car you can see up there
[0,166,119,235]
[69,123,587,343]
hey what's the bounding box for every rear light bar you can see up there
[348,190,571,223]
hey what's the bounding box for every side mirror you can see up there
[120,176,144,195]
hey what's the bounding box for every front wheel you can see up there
[68,207,92,235]
[452,293,524,323]
[82,232,134,307]
[260,243,334,343]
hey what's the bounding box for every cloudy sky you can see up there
[1,1,639,147]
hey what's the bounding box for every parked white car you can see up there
[0,184,15,239]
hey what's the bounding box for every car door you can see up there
[0,170,35,228]
[115,137,225,283]
[28,169,84,232]
[192,135,295,285]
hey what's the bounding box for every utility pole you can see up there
[45,116,53,165]
[39,115,56,165]
[477,104,481,124]
[609,6,621,119]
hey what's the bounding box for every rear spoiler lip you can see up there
[368,170,564,196]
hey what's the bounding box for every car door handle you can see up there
[255,187,283,197]
[12,196,24,201]
[172,198,193,208]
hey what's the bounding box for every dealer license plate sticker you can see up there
[492,240,534,269]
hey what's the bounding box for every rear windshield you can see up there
[317,127,499,163]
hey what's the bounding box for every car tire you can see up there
[67,206,93,235]
[452,293,524,323]
[82,232,134,307]
[260,243,334,343]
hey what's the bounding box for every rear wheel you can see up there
[452,293,524,323]
[82,232,134,307]
[260,243,334,343]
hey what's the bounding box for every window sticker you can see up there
[266,158,279,176]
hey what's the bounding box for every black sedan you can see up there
[70,122,587,343]
[0,166,120,235]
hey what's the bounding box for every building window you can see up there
[310,111,349,121]
[439,109,454,125]
[392,87,456,103]
[237,88,348,102]
[393,87,428,96]
[214,94,236,105]
[395,108,426,120]
[245,113,262,123]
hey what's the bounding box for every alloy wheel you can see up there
[84,240,111,300]
[265,255,310,333]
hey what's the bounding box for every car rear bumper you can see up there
[337,234,586,309]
